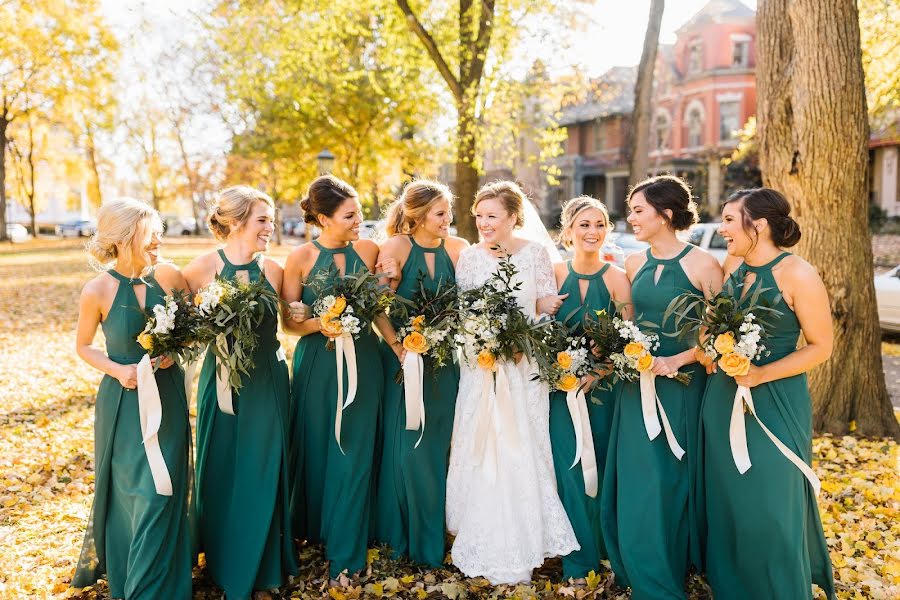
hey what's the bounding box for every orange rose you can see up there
[718,352,751,377]
[328,295,347,316]
[476,350,496,371]
[556,373,580,392]
[411,315,426,332]
[136,330,154,351]
[624,342,646,358]
[402,332,429,354]
[556,351,573,370]
[319,315,343,337]
[635,352,654,372]
[713,332,736,355]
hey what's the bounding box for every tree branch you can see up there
[395,0,463,102]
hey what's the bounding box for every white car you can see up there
[875,266,900,332]
[6,223,30,242]
[359,220,383,240]
[685,222,728,263]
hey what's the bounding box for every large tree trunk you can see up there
[0,116,8,242]
[757,0,898,437]
[454,92,479,241]
[628,0,664,189]
[84,128,103,207]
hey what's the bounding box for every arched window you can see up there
[653,110,671,151]
[684,101,705,148]
[687,39,703,74]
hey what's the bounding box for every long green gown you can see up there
[290,240,384,578]
[599,245,707,600]
[549,261,618,580]
[699,253,835,599]
[194,251,297,599]
[373,237,458,567]
[72,269,192,599]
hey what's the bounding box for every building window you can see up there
[654,111,671,150]
[732,40,749,67]
[719,101,741,141]
[686,107,703,148]
[688,40,703,74]
[594,121,606,152]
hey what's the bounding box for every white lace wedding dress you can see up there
[445,241,579,584]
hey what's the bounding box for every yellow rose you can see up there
[476,350,496,371]
[193,293,202,307]
[594,309,607,317]
[624,342,646,358]
[556,373,580,392]
[136,330,154,351]
[319,315,343,337]
[411,315,426,332]
[402,332,429,354]
[328,295,347,316]
[718,352,751,378]
[713,332,736,355]
[556,351,573,370]
[635,352,654,372]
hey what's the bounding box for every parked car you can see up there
[291,221,321,239]
[685,222,728,263]
[163,216,197,236]
[56,219,97,238]
[359,219,386,240]
[5,223,30,243]
[875,266,900,332]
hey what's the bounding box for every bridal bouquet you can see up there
[136,290,206,368]
[664,279,782,378]
[307,266,394,349]
[394,277,459,370]
[455,252,553,371]
[193,274,280,390]
[541,327,592,393]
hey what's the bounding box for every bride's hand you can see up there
[536,293,569,316]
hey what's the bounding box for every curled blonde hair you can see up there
[472,180,526,228]
[558,196,611,249]
[208,185,275,242]
[384,179,453,236]
[86,198,162,274]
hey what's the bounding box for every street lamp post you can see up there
[308,149,335,241]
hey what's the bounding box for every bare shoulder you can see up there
[287,242,317,262]
[352,239,380,268]
[780,254,822,286]
[152,262,188,291]
[379,235,412,259]
[685,246,723,273]
[81,273,112,301]
[722,254,744,277]
[604,263,629,286]
[183,250,218,275]
[553,261,568,279]
[624,251,647,278]
[445,236,470,252]
[263,256,284,276]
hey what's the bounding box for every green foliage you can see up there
[308,265,395,326]
[393,275,461,370]
[138,289,207,367]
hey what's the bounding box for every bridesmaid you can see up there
[73,199,192,598]
[549,196,631,581]
[698,188,835,599]
[372,180,468,566]
[183,186,297,599]
[282,175,395,580]
[600,175,722,599]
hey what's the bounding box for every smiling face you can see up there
[124,216,164,269]
[416,197,452,239]
[319,195,362,242]
[719,199,762,257]
[475,196,518,246]
[569,207,609,255]
[234,200,275,252]
[626,191,670,242]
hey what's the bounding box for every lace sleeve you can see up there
[455,246,477,292]
[533,243,557,299]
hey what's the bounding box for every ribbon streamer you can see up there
[639,370,686,460]
[472,363,520,484]
[403,351,426,448]
[214,333,234,415]
[182,360,196,406]
[333,333,358,453]
[566,388,599,497]
[729,385,821,496]
[136,355,173,496]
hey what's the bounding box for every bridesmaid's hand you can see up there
[116,364,138,389]
[536,293,569,317]
[376,257,400,280]
[695,347,717,374]
[650,355,683,377]
[390,340,407,363]
[734,365,765,388]
[152,355,175,370]
[288,301,310,323]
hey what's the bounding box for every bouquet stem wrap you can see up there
[403,351,426,448]
[729,385,821,496]
[566,388,598,497]
[136,354,173,496]
[333,333,358,453]
[639,370,685,460]
[214,333,234,415]
[473,363,520,484]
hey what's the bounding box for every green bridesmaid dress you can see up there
[699,253,834,600]
[290,241,384,578]
[72,269,192,599]
[600,245,707,600]
[194,251,297,599]
[549,261,617,580]
[373,237,458,567]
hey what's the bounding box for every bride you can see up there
[446,180,579,584]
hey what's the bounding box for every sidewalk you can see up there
[883,354,900,408]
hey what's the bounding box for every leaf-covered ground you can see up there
[0,239,897,599]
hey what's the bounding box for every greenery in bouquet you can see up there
[393,275,460,371]
[135,289,206,368]
[535,319,593,394]
[193,273,280,390]
[307,266,394,349]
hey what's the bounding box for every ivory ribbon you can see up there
[403,351,426,448]
[639,370,686,460]
[473,363,520,484]
[182,360,196,405]
[729,385,821,496]
[566,388,599,497]
[333,333,358,453]
[214,333,234,415]
[136,354,173,496]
